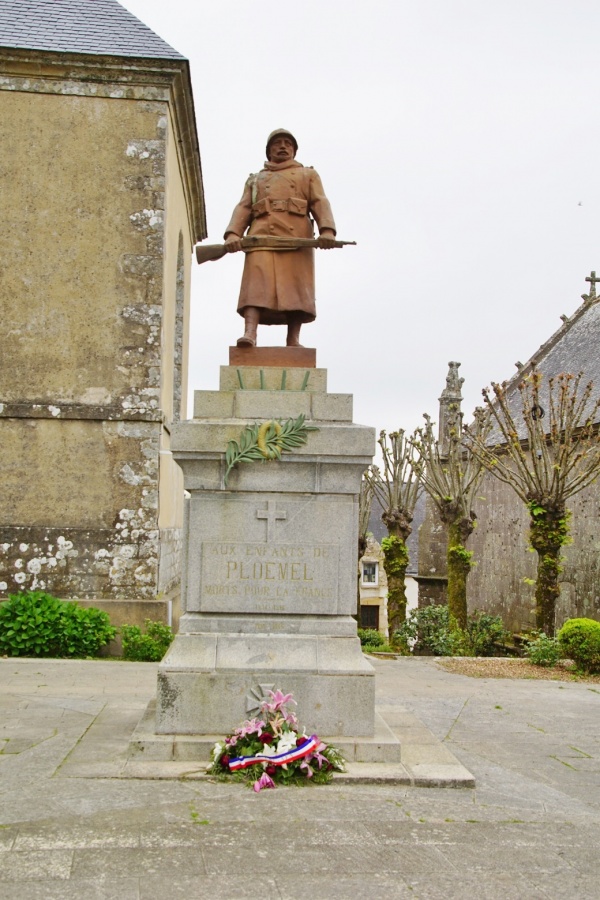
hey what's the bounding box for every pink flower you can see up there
[260,690,296,715]
[308,740,329,770]
[299,760,313,778]
[253,772,276,793]
[234,718,265,739]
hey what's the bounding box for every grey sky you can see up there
[122,0,600,436]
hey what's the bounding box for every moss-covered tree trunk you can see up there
[444,515,475,631]
[381,531,409,638]
[447,523,471,631]
[528,503,570,636]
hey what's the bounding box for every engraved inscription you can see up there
[200,542,338,614]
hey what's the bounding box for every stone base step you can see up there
[130,701,401,764]
[125,701,475,788]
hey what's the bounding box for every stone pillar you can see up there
[154,359,376,738]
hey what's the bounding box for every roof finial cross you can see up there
[582,270,600,302]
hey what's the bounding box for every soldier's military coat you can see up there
[224,159,336,325]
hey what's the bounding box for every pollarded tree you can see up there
[364,429,421,637]
[410,363,492,630]
[464,369,600,635]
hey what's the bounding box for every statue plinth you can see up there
[228,345,317,367]
[132,362,402,763]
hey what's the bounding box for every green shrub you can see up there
[0,591,116,658]
[121,619,174,662]
[525,633,562,667]
[394,606,508,657]
[363,641,395,654]
[464,610,508,657]
[357,628,385,648]
[395,604,461,656]
[558,618,600,673]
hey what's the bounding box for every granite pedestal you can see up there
[149,354,396,758]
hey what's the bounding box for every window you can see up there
[361,605,380,630]
[362,561,378,586]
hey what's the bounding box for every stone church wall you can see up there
[467,469,600,632]
[0,54,197,632]
[419,463,600,633]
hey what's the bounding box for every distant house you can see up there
[0,0,206,631]
[359,492,424,634]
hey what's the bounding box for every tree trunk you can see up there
[381,530,409,639]
[529,506,569,636]
[446,521,473,631]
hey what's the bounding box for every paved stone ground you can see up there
[0,656,599,899]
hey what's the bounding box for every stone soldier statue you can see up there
[224,129,337,348]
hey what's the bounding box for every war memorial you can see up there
[2,5,600,897]
[134,129,412,768]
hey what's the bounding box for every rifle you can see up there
[195,235,356,265]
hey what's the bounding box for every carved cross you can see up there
[256,501,287,541]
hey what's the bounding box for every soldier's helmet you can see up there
[266,129,298,159]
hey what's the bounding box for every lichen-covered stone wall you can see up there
[416,498,448,608]
[467,470,600,632]
[0,55,199,629]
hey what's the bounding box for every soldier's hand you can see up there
[317,230,336,249]
[224,234,243,253]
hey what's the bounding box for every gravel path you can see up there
[437,656,600,682]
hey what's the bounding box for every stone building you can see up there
[418,278,600,632]
[0,0,206,629]
[361,494,423,634]
[359,535,389,634]
[415,361,463,609]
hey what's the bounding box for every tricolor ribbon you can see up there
[228,735,320,771]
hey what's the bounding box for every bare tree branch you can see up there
[463,368,600,634]
[363,430,421,637]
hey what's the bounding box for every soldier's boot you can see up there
[237,307,260,347]
[286,316,303,347]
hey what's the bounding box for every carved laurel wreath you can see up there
[224,414,318,485]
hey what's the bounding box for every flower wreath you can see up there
[207,690,345,791]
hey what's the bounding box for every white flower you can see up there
[259,743,277,757]
[211,741,224,760]
[276,733,297,754]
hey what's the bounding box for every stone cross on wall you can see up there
[582,271,600,303]
[438,361,464,458]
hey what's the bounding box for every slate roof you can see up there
[0,0,184,59]
[486,287,600,441]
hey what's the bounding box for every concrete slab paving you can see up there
[0,656,599,898]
